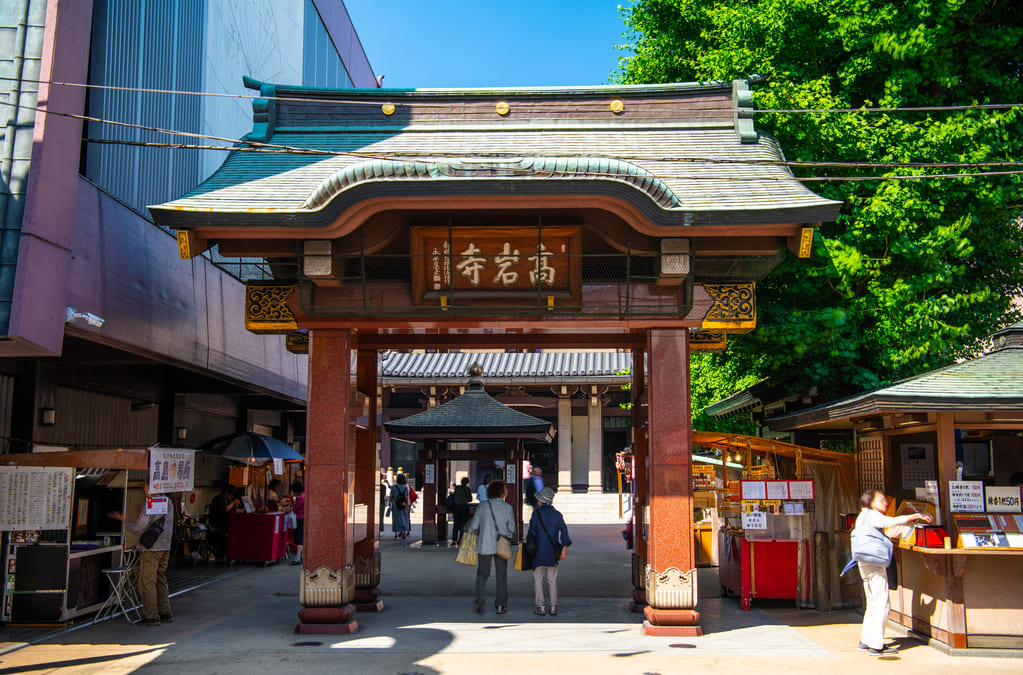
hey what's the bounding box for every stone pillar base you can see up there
[629,589,647,613]
[642,607,702,636]
[295,604,358,634]
[354,587,384,612]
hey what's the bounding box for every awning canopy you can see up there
[692,430,855,464]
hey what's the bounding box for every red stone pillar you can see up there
[296,329,358,634]
[353,349,383,611]
[642,329,701,636]
[630,347,648,611]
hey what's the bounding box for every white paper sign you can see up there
[949,480,985,512]
[149,447,195,493]
[272,458,284,475]
[740,481,767,500]
[0,466,73,531]
[766,481,789,500]
[424,463,435,485]
[985,486,1022,513]
[742,511,767,530]
[784,501,804,515]
[505,464,516,485]
[145,496,169,515]
[788,480,815,500]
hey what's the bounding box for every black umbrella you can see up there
[198,432,303,465]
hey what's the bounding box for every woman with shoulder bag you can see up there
[528,487,571,616]
[852,490,931,656]
[466,480,516,614]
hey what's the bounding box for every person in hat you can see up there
[527,487,571,616]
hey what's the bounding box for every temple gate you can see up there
[151,77,841,635]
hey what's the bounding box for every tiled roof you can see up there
[150,80,842,229]
[384,378,555,440]
[380,351,631,384]
[768,345,1023,430]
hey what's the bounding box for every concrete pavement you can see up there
[1,524,1020,674]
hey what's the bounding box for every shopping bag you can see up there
[456,531,478,566]
[514,541,533,571]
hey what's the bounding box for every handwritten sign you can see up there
[985,486,1022,513]
[505,463,516,486]
[949,481,985,513]
[424,463,435,485]
[788,480,815,500]
[742,511,767,530]
[766,481,789,500]
[149,447,195,493]
[740,480,767,500]
[0,466,73,531]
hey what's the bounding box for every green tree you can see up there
[617,0,1023,404]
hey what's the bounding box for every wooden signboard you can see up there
[410,226,582,304]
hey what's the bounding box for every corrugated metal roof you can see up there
[380,351,631,383]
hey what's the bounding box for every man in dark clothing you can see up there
[451,477,473,544]
[524,466,544,508]
[207,484,241,558]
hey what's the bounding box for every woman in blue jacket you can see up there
[528,487,571,616]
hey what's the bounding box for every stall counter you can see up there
[891,544,1023,650]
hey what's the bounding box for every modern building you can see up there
[0,1,375,465]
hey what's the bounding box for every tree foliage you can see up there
[617,0,1023,404]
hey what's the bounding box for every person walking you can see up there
[853,490,931,655]
[289,481,306,565]
[111,483,173,626]
[390,473,412,539]
[451,477,473,544]
[468,479,516,615]
[528,487,571,616]
[524,466,544,509]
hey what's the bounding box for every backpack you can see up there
[394,487,409,511]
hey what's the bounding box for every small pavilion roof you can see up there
[149,78,842,232]
[384,370,555,441]
[767,322,1023,430]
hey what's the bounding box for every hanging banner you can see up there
[149,447,195,493]
[272,458,284,475]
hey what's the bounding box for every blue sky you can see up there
[343,0,632,88]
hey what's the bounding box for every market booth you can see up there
[692,432,858,611]
[766,321,1023,652]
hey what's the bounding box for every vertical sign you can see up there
[505,464,516,486]
[424,463,435,485]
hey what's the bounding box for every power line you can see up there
[84,138,1023,183]
[2,74,1021,115]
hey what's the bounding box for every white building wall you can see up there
[201,0,305,179]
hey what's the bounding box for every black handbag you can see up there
[139,514,165,549]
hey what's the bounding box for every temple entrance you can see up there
[151,78,841,636]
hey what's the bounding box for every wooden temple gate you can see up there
[151,77,841,635]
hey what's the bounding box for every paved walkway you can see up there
[0,524,1019,674]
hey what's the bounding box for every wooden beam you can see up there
[2,448,150,470]
[359,332,648,350]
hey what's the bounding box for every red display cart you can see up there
[226,512,288,564]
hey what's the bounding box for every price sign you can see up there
[742,511,767,530]
[949,481,985,513]
[985,486,1022,513]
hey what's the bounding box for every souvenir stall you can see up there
[691,432,857,611]
[0,449,148,624]
[199,432,304,564]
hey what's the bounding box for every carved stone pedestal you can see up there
[354,587,384,612]
[642,565,702,636]
[353,552,383,612]
[295,605,358,634]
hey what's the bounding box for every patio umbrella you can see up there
[198,432,303,465]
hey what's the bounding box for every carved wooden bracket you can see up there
[245,282,298,333]
[702,283,756,333]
